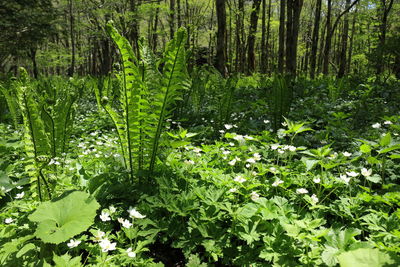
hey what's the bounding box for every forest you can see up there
[0,0,400,266]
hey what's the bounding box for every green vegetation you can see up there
[1,0,400,266]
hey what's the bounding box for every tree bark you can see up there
[216,0,227,77]
[278,0,285,73]
[338,0,351,78]
[310,0,322,78]
[323,0,360,75]
[68,0,75,76]
[169,0,175,40]
[285,0,303,75]
[376,0,395,75]
[247,0,262,74]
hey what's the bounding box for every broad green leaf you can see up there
[379,144,400,154]
[366,174,381,183]
[53,253,82,267]
[338,248,399,267]
[301,157,318,171]
[360,144,371,153]
[29,191,100,244]
[379,133,391,147]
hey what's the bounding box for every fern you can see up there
[0,82,20,128]
[103,22,188,181]
[15,71,78,200]
[270,75,293,131]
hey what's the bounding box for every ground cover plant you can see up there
[1,1,400,266]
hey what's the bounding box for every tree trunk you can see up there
[338,0,351,78]
[310,0,322,78]
[29,48,38,79]
[169,0,175,40]
[129,0,139,57]
[247,0,262,74]
[216,0,227,77]
[261,0,266,73]
[347,8,357,74]
[278,0,285,73]
[68,0,75,76]
[285,0,303,75]
[323,0,360,75]
[177,0,182,27]
[152,1,160,52]
[376,0,395,75]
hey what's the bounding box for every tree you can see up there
[278,0,286,73]
[309,0,322,78]
[0,0,56,77]
[247,0,262,74]
[216,0,227,76]
[285,0,304,75]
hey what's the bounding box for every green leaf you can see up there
[379,133,391,147]
[53,253,82,267]
[360,144,371,153]
[301,157,318,171]
[29,191,100,244]
[338,248,400,267]
[366,174,381,183]
[379,144,400,154]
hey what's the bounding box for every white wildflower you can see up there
[246,158,256,164]
[93,231,105,242]
[296,188,308,194]
[383,121,392,125]
[109,205,116,214]
[126,247,136,258]
[342,152,352,157]
[128,207,146,219]
[340,174,351,184]
[270,144,279,150]
[4,218,13,224]
[346,171,359,177]
[67,239,81,248]
[313,178,321,183]
[229,188,237,193]
[224,124,233,130]
[234,175,246,183]
[253,153,261,161]
[99,238,117,252]
[184,159,195,165]
[372,123,381,129]
[100,211,111,222]
[15,192,24,199]
[121,219,132,229]
[250,191,260,201]
[272,179,283,187]
[361,168,372,177]
[311,194,319,203]
[233,134,245,142]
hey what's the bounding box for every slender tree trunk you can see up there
[310,0,322,78]
[169,0,175,40]
[338,0,351,78]
[347,8,357,74]
[177,0,182,27]
[261,0,267,73]
[323,0,360,75]
[29,48,38,79]
[68,0,75,76]
[322,0,332,74]
[278,0,285,73]
[152,1,160,52]
[285,0,303,75]
[129,0,139,57]
[265,0,272,73]
[247,0,262,74]
[216,0,227,76]
[376,0,395,75]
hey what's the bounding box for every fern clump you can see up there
[96,22,189,181]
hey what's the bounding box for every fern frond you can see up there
[149,28,189,173]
